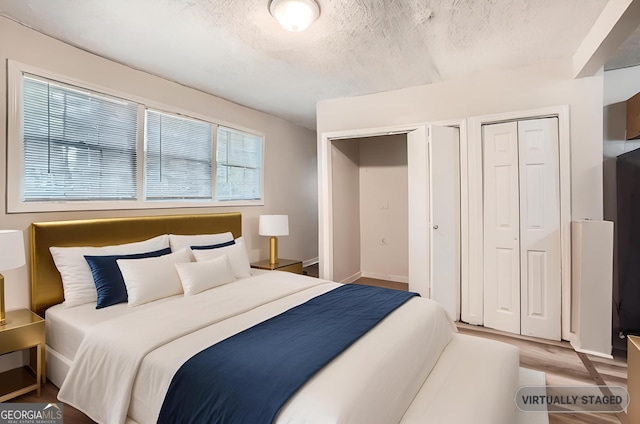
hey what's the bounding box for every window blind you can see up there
[145,110,213,200]
[16,67,264,209]
[22,75,138,201]
[216,126,262,201]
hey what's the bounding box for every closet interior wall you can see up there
[331,135,409,284]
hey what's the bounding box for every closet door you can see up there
[407,126,430,297]
[518,118,561,340]
[483,122,521,334]
[430,125,460,320]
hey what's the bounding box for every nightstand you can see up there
[0,309,45,402]
[251,259,303,274]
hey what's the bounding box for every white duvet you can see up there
[58,272,455,424]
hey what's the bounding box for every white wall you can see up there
[318,59,605,340]
[359,135,408,282]
[318,60,604,223]
[0,16,319,312]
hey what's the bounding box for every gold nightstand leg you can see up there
[30,345,46,385]
[42,345,46,385]
[36,344,42,397]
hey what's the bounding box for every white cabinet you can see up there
[571,220,614,357]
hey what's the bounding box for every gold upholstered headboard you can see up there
[30,212,242,317]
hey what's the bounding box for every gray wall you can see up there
[330,135,409,284]
[330,139,361,282]
[359,135,408,281]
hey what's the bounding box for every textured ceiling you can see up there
[606,24,640,70]
[0,0,616,129]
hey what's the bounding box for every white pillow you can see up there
[192,237,252,279]
[117,248,191,307]
[169,232,234,252]
[175,255,235,296]
[50,235,170,308]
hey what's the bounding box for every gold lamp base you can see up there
[269,236,279,266]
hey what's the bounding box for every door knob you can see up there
[433,225,439,230]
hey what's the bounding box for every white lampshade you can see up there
[0,230,25,271]
[269,0,320,32]
[259,215,289,237]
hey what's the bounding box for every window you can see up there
[145,110,213,201]
[216,126,263,201]
[22,76,138,201]
[8,61,264,212]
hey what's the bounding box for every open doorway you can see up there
[331,134,409,287]
[322,124,462,321]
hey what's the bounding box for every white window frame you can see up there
[7,60,265,213]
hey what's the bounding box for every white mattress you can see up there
[45,269,271,360]
[45,294,180,360]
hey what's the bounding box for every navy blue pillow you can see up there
[190,239,236,250]
[85,247,172,309]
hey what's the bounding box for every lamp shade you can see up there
[269,0,320,32]
[0,230,25,271]
[259,215,289,237]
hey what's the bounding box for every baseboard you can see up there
[361,271,408,284]
[340,271,362,284]
[572,345,614,359]
[303,257,318,267]
[457,322,573,350]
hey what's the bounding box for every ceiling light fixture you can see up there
[269,0,320,32]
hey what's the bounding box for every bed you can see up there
[30,212,547,424]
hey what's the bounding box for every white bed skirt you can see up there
[46,346,71,389]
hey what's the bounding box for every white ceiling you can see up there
[0,0,629,130]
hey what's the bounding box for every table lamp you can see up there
[0,230,26,326]
[259,215,289,266]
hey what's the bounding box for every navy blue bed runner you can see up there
[157,284,418,424]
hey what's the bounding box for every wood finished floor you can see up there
[458,324,628,424]
[8,269,629,424]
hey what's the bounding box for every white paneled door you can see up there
[483,118,561,340]
[518,119,561,340]
[483,122,521,334]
